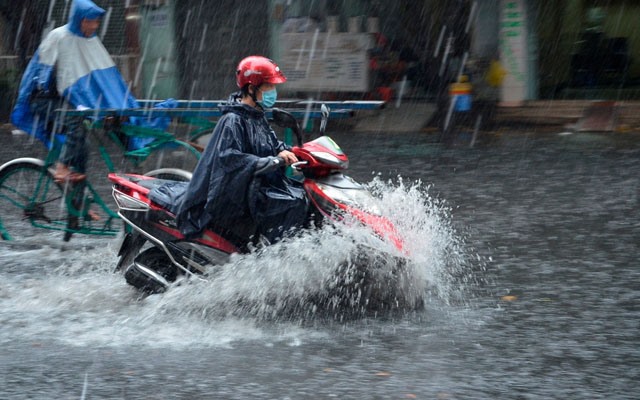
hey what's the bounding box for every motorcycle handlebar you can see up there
[254,156,285,176]
[254,158,309,176]
[291,161,308,170]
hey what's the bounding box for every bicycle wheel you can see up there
[0,160,68,242]
[144,168,192,182]
[141,142,200,173]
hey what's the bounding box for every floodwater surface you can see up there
[0,127,638,399]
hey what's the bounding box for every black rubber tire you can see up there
[114,232,147,272]
[141,144,199,175]
[124,246,177,294]
[144,168,192,182]
[0,160,67,242]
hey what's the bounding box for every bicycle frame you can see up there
[0,116,201,241]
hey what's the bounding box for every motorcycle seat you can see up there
[148,181,189,214]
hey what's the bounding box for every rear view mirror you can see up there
[271,108,302,146]
[320,104,330,134]
[271,108,298,129]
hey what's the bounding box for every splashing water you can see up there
[0,178,478,349]
[136,177,475,320]
[366,176,476,303]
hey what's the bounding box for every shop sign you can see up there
[500,0,528,104]
[279,33,374,92]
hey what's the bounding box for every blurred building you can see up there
[1,0,640,121]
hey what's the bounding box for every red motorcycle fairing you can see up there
[149,220,239,255]
[303,174,405,253]
[292,136,349,177]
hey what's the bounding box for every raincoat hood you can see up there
[68,0,106,37]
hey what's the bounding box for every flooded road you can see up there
[1,127,639,399]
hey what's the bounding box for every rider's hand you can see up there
[278,150,298,165]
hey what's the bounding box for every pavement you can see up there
[349,101,437,133]
[492,100,640,133]
[344,99,640,134]
[416,99,640,149]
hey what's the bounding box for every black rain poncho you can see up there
[175,102,308,242]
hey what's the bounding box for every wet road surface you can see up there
[1,127,639,399]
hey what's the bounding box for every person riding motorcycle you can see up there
[176,56,308,244]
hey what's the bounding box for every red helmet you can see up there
[236,56,287,88]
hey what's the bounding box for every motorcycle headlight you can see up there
[316,183,382,215]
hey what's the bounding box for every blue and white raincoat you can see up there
[11,0,170,148]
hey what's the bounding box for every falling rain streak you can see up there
[99,6,111,40]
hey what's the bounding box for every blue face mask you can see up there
[259,88,278,108]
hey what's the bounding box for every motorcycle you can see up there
[109,106,410,306]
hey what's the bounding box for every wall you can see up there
[174,0,270,100]
[537,0,640,97]
[473,0,500,58]
[500,0,531,104]
[138,1,178,99]
[600,2,640,78]
[536,1,569,95]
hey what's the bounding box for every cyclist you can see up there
[176,56,308,244]
[10,0,166,184]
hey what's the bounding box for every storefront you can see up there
[433,0,640,102]
[268,0,539,104]
[268,0,430,98]
[3,0,639,112]
[537,0,640,100]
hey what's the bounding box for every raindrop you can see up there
[395,75,407,109]
[182,9,192,38]
[439,35,453,77]
[146,58,163,99]
[13,8,26,52]
[122,83,132,109]
[322,30,331,59]
[306,28,320,77]
[47,0,56,23]
[95,93,103,113]
[100,6,112,40]
[295,39,307,70]
[302,97,313,131]
[189,80,198,101]
[198,23,208,53]
[457,51,469,81]
[61,0,69,24]
[465,1,478,34]
[134,34,150,89]
[231,8,240,43]
[470,114,482,148]
[443,93,457,132]
[433,25,446,58]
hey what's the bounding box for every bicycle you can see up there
[0,110,202,242]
